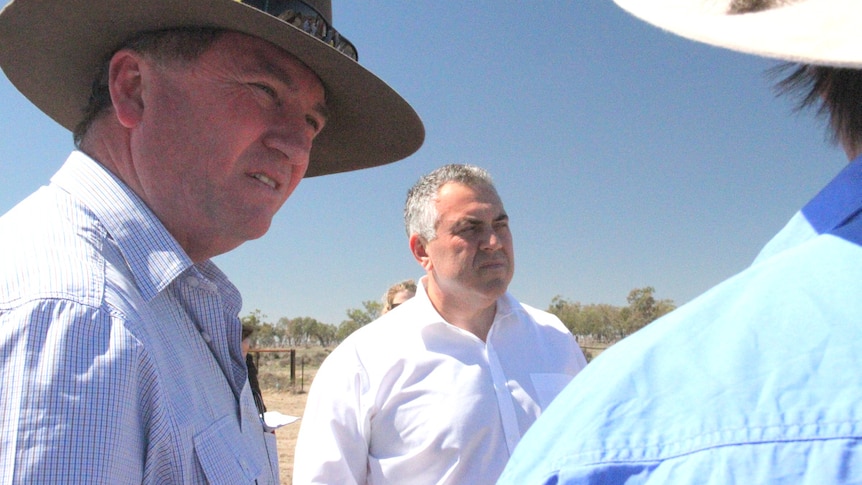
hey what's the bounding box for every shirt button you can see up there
[186,276,200,287]
[201,331,212,343]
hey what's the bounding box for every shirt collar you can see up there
[51,151,194,301]
[801,154,862,235]
[409,275,518,330]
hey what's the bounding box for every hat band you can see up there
[240,0,358,61]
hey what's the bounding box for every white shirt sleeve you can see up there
[293,344,371,485]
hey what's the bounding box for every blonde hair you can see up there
[382,279,417,313]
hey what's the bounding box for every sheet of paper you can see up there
[263,411,300,431]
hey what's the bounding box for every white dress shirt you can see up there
[293,278,587,484]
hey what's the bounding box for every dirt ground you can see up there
[256,350,325,484]
[263,389,309,484]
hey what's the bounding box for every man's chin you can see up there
[480,278,511,299]
[240,218,274,242]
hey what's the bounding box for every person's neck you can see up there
[80,125,240,263]
[427,286,498,342]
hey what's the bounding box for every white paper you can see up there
[262,411,300,431]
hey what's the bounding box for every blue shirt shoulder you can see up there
[498,157,862,484]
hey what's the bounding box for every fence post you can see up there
[290,349,296,385]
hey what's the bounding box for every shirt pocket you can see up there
[194,414,262,484]
[530,373,574,409]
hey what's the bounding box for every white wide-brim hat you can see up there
[0,0,425,177]
[614,0,862,68]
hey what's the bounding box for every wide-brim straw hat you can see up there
[0,0,425,176]
[614,0,862,69]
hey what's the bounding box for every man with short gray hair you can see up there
[294,164,587,484]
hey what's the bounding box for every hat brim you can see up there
[614,0,862,69]
[0,0,424,177]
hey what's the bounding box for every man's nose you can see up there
[264,111,316,164]
[481,228,503,251]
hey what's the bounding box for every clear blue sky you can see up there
[0,1,846,326]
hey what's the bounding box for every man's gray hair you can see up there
[404,164,497,241]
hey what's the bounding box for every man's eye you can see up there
[252,83,277,99]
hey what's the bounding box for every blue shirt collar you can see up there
[802,154,862,236]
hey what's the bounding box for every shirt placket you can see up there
[485,337,521,455]
[181,270,244,403]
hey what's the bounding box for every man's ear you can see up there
[108,50,147,129]
[409,234,433,272]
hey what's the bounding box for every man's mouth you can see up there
[251,172,278,190]
[480,259,508,269]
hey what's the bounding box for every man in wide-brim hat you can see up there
[499,1,862,483]
[0,0,423,482]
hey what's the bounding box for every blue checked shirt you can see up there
[497,155,862,484]
[0,152,279,484]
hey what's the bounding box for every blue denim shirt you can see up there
[0,152,278,484]
[498,156,862,484]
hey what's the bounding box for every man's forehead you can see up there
[224,31,328,116]
[437,190,507,224]
[229,33,321,78]
[447,210,508,224]
[437,181,499,202]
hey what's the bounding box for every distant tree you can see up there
[584,303,623,342]
[308,320,338,346]
[348,300,382,326]
[241,309,266,328]
[549,287,675,343]
[549,296,621,342]
[366,300,383,320]
[241,311,342,347]
[241,310,266,345]
[254,323,279,347]
[335,300,384,342]
[288,317,319,346]
[336,320,361,342]
[618,286,676,338]
[241,310,288,347]
[549,296,583,335]
[275,316,291,346]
